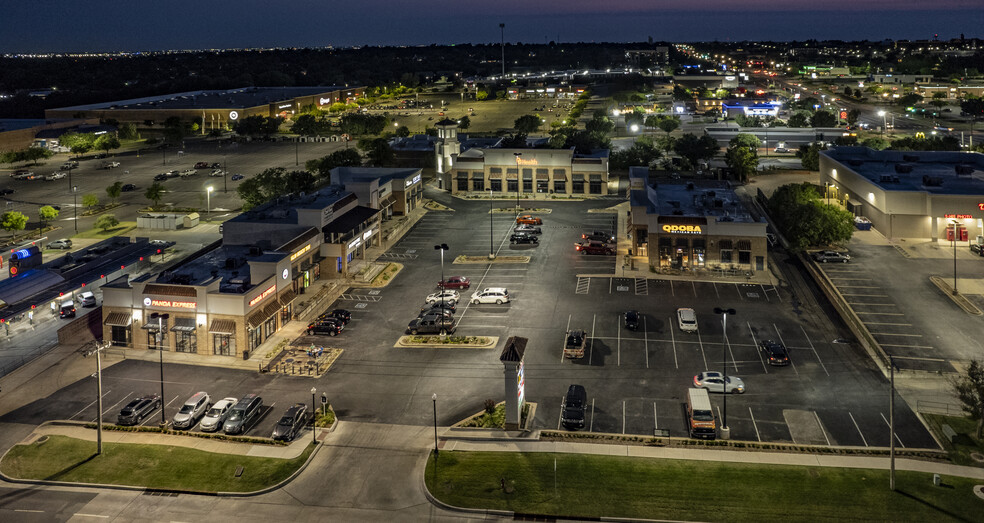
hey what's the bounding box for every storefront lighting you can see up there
[132,310,142,322]
[197,314,207,326]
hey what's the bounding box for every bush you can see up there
[484,399,496,414]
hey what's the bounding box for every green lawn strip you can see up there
[74,222,137,239]
[1,435,313,493]
[923,414,984,467]
[425,451,981,522]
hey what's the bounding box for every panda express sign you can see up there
[658,217,706,235]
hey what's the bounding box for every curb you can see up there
[395,336,498,349]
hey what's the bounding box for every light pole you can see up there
[434,244,448,309]
[82,340,111,454]
[889,356,896,490]
[488,188,495,259]
[878,110,887,135]
[73,185,78,233]
[499,23,505,79]
[206,186,213,222]
[311,387,317,444]
[432,392,439,457]
[514,152,522,213]
[149,312,169,427]
[713,307,736,440]
[952,224,958,295]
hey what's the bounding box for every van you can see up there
[677,308,698,333]
[561,384,587,429]
[686,388,716,439]
[223,393,263,435]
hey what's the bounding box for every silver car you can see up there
[172,391,210,429]
[693,371,745,394]
[199,397,237,432]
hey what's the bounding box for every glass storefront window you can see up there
[175,331,197,353]
[721,249,733,264]
[523,179,533,192]
[263,316,277,338]
[111,326,131,347]
[248,327,262,350]
[472,178,484,191]
[148,330,168,351]
[554,180,565,193]
[490,179,502,192]
[280,304,292,324]
[213,334,234,356]
[572,181,585,193]
[536,179,548,192]
[589,180,602,194]
[507,179,518,192]
[456,178,468,191]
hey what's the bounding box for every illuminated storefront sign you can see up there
[319,97,332,105]
[405,173,421,187]
[347,237,361,250]
[278,103,293,109]
[363,228,375,241]
[977,203,984,211]
[248,284,276,307]
[516,157,538,166]
[229,111,239,120]
[290,243,311,261]
[146,298,197,309]
[517,361,525,405]
[945,214,973,219]
[662,224,703,234]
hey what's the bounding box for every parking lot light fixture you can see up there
[311,387,317,444]
[514,152,522,213]
[489,189,495,259]
[206,186,213,222]
[434,244,449,310]
[432,393,439,457]
[713,307,736,438]
[149,312,169,426]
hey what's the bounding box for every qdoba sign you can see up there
[662,224,703,234]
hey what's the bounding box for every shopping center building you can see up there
[628,167,769,272]
[820,147,984,240]
[449,147,611,197]
[100,183,385,359]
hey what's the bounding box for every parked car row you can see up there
[307,308,351,336]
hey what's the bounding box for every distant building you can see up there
[870,73,933,85]
[0,118,99,151]
[451,147,610,197]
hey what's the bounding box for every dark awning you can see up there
[142,319,167,331]
[170,317,197,332]
[209,319,236,335]
[247,308,267,329]
[262,300,281,319]
[278,288,297,307]
[104,311,132,327]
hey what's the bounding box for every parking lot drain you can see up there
[235,466,244,477]
[746,292,760,299]
[616,286,629,292]
[355,303,368,309]
[368,290,380,295]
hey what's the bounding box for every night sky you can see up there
[3,1,983,53]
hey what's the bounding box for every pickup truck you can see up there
[179,169,197,178]
[564,329,586,359]
[406,314,455,335]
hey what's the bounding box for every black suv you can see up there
[509,232,539,245]
[406,314,455,335]
[117,394,161,425]
[321,308,351,324]
[582,231,615,244]
[308,318,343,336]
[759,340,790,366]
[971,244,984,257]
[624,310,640,330]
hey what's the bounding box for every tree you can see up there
[457,115,471,130]
[656,115,680,136]
[360,138,395,167]
[960,98,984,119]
[94,134,121,155]
[305,148,363,180]
[106,181,123,203]
[144,183,166,208]
[291,114,328,136]
[82,193,100,210]
[734,114,763,128]
[38,205,59,229]
[394,125,411,137]
[237,177,266,211]
[514,114,542,134]
[860,137,890,150]
[118,123,138,140]
[953,359,984,438]
[897,93,923,108]
[61,132,95,157]
[787,112,811,128]
[475,90,488,101]
[672,133,719,169]
[623,111,645,128]
[95,214,119,232]
[725,144,759,182]
[768,183,853,250]
[0,211,28,238]
[234,115,282,137]
[729,133,761,152]
[284,170,316,194]
[796,142,827,171]
[609,136,662,170]
[846,109,862,127]
[843,86,853,97]
[930,92,949,111]
[22,146,54,165]
[809,110,837,128]
[585,114,615,136]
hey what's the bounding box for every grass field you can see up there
[74,221,137,239]
[425,451,982,522]
[924,414,984,467]
[1,435,313,493]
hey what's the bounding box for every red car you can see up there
[575,241,614,255]
[194,161,209,169]
[439,276,471,289]
[516,214,542,225]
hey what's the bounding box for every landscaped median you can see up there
[396,335,497,349]
[425,451,983,521]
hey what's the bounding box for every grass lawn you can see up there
[924,414,984,467]
[426,451,982,522]
[74,222,137,239]
[1,435,314,493]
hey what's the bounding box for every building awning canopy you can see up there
[208,319,236,335]
[142,319,168,331]
[104,312,132,327]
[247,308,267,329]
[170,317,197,332]
[278,288,297,307]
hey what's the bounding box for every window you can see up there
[280,304,292,324]
[175,331,197,353]
[553,180,566,193]
[148,330,169,351]
[213,334,235,356]
[456,177,469,191]
[589,175,603,194]
[264,316,277,338]
[111,325,131,347]
[471,175,485,191]
[572,180,585,193]
[490,178,502,192]
[248,327,262,350]
[507,179,518,192]
[536,179,548,192]
[522,170,533,192]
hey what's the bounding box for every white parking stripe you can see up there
[589,398,595,432]
[557,396,564,430]
[71,389,113,420]
[561,314,572,363]
[774,324,798,376]
[696,327,708,370]
[588,314,597,362]
[617,314,621,366]
[749,407,762,442]
[799,325,829,376]
[849,412,869,447]
[747,322,769,373]
[622,401,626,434]
[653,402,659,430]
[814,411,831,446]
[880,412,905,448]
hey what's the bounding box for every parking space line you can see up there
[588,314,597,362]
[870,332,922,337]
[589,398,595,432]
[864,322,912,326]
[557,396,564,430]
[561,314,572,363]
[846,302,896,306]
[855,311,905,316]
[799,325,829,376]
[691,280,697,297]
[713,282,721,299]
[734,283,745,301]
[840,293,889,297]
[814,411,831,446]
[880,412,905,448]
[617,314,621,366]
[653,402,659,430]
[759,284,770,302]
[622,401,626,434]
[669,281,675,297]
[849,412,869,447]
[749,407,762,442]
[102,393,134,420]
[696,328,708,370]
[609,278,613,294]
[666,320,675,369]
[72,389,113,420]
[774,324,799,376]
[880,344,937,350]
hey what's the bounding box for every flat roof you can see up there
[823,147,984,195]
[228,186,352,225]
[51,86,355,112]
[331,167,420,185]
[155,243,286,292]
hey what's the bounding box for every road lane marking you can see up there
[849,412,869,447]
[749,407,761,442]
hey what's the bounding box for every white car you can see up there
[77,291,97,307]
[179,169,197,177]
[209,169,226,177]
[677,307,698,333]
[45,172,67,181]
[694,371,745,394]
[471,287,509,304]
[199,396,237,432]
[425,290,459,305]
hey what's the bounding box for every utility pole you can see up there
[500,23,506,79]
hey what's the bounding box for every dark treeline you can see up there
[0,42,667,118]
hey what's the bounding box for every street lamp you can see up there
[149,312,169,427]
[82,340,112,454]
[878,110,887,135]
[513,152,522,213]
[206,186,213,222]
[432,392,439,457]
[311,387,317,444]
[73,185,78,233]
[488,188,495,259]
[434,244,449,310]
[713,307,736,440]
[499,23,505,79]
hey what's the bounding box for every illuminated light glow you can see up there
[289,243,311,261]
[405,173,421,187]
[662,224,703,234]
[945,214,973,219]
[348,237,361,250]
[229,110,239,120]
[149,299,196,309]
[515,157,538,166]
[249,285,276,307]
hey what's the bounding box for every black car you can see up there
[121,183,137,192]
[406,314,455,335]
[0,188,13,196]
[420,301,456,314]
[325,308,351,324]
[582,231,615,244]
[271,403,308,441]
[153,173,168,181]
[117,394,161,425]
[308,318,343,336]
[971,244,984,257]
[624,310,640,330]
[760,340,790,366]
[418,307,453,320]
[509,233,539,245]
[211,162,222,168]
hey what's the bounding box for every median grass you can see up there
[1,435,314,493]
[75,222,136,239]
[425,451,982,522]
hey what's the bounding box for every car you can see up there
[760,340,790,366]
[774,147,789,153]
[509,233,539,245]
[470,287,509,304]
[117,394,161,426]
[575,241,614,255]
[224,394,263,435]
[121,183,137,192]
[11,169,33,178]
[438,276,471,289]
[48,238,72,249]
[933,125,954,132]
[199,397,237,432]
[61,161,79,170]
[103,161,120,169]
[179,169,197,177]
[172,391,211,429]
[77,291,97,307]
[211,162,222,168]
[624,310,640,330]
[514,224,542,234]
[59,300,76,318]
[149,239,170,247]
[406,314,455,335]
[308,318,343,336]
[153,173,169,181]
[272,403,308,441]
[165,170,180,178]
[694,371,745,394]
[677,307,698,333]
[812,250,851,263]
[420,300,456,314]
[94,153,106,159]
[195,162,210,169]
[324,308,351,324]
[45,172,67,181]
[972,244,984,257]
[516,214,542,225]
[209,169,226,177]
[418,307,454,320]
[582,231,615,244]
[0,188,13,196]
[561,384,587,429]
[231,173,245,181]
[425,290,459,305]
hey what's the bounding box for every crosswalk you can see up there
[575,277,591,294]
[634,278,648,295]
